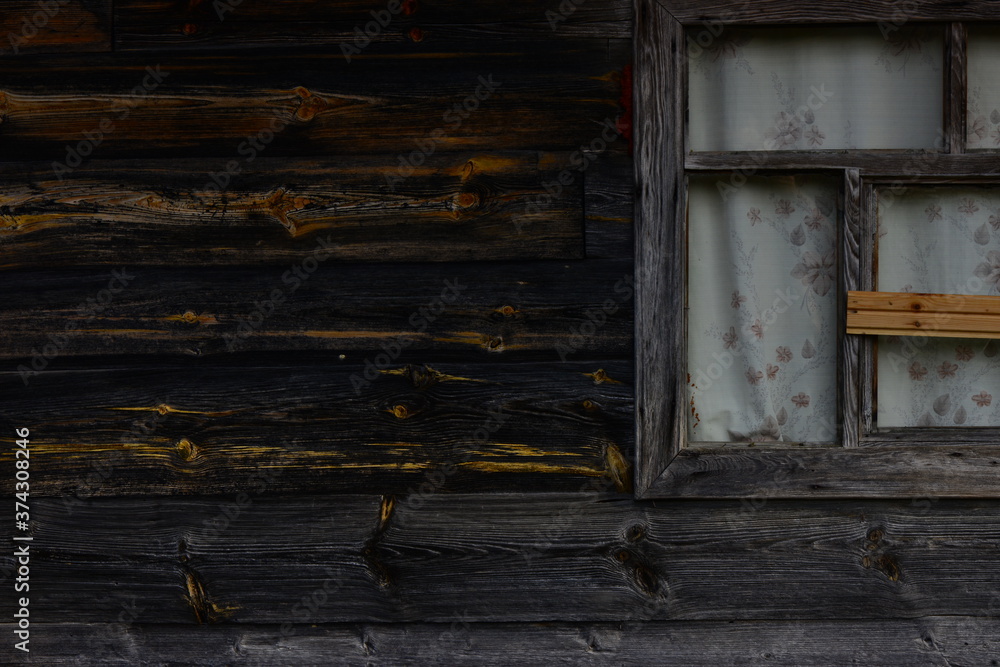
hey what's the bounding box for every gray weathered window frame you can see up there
[634,0,1000,499]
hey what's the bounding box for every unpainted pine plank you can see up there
[0,153,583,268]
[0,360,634,496]
[7,619,1000,665]
[0,1,110,57]
[847,290,1000,339]
[114,0,631,50]
[0,42,630,160]
[0,259,634,360]
[4,495,1000,622]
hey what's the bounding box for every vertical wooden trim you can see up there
[858,182,878,435]
[840,169,861,447]
[634,0,684,497]
[946,22,968,154]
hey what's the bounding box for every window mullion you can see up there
[946,22,968,154]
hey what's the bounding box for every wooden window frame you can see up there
[634,0,1000,499]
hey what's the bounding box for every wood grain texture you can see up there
[686,152,1000,175]
[840,169,861,447]
[633,0,682,498]
[5,494,1000,622]
[0,0,110,56]
[946,22,967,154]
[664,0,1000,23]
[0,153,583,268]
[657,445,1000,497]
[848,291,1000,338]
[0,260,634,360]
[0,43,629,159]
[0,361,633,496]
[584,151,633,259]
[9,618,1000,665]
[860,182,877,436]
[114,0,632,50]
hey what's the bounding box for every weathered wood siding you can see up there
[0,1,996,664]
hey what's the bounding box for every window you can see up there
[634,0,1000,498]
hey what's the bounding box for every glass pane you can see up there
[687,175,839,443]
[688,26,944,151]
[967,26,1000,149]
[876,187,1000,428]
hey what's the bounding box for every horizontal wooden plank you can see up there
[665,0,1000,23]
[0,360,633,496]
[584,150,633,259]
[0,153,582,268]
[114,0,631,51]
[645,445,1000,498]
[0,1,110,57]
[0,259,634,359]
[685,152,1000,176]
[847,290,1000,339]
[0,43,629,159]
[9,618,1000,665]
[4,494,1000,622]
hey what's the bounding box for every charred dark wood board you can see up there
[8,619,1000,666]
[0,259,635,359]
[0,153,583,267]
[0,1,110,57]
[0,360,634,496]
[0,42,631,160]
[2,495,998,623]
[114,0,632,50]
[584,150,632,259]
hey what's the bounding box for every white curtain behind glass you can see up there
[687,176,839,443]
[876,188,1000,428]
[968,27,1000,149]
[688,26,943,151]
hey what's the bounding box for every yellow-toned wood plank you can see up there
[846,291,1000,338]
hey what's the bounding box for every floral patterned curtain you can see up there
[967,26,1000,149]
[876,188,1000,428]
[687,175,839,443]
[688,26,943,151]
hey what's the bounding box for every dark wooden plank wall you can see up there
[0,1,996,664]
